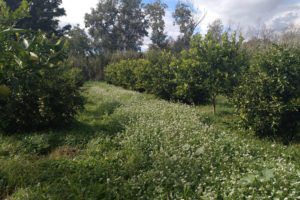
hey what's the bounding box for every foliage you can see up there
[105,33,248,108]
[110,50,144,63]
[181,31,249,113]
[67,25,92,57]
[172,1,204,50]
[118,0,148,51]
[85,0,148,52]
[67,25,94,80]
[173,2,194,42]
[0,1,84,132]
[232,44,300,139]
[172,52,210,104]
[144,50,177,99]
[4,0,70,36]
[105,59,135,89]
[105,51,179,101]
[0,0,30,27]
[145,0,168,49]
[83,0,149,81]
[207,19,224,42]
[0,82,299,199]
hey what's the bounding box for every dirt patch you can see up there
[49,146,79,158]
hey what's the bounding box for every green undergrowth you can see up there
[0,82,299,199]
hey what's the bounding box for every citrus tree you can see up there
[232,44,300,140]
[0,0,84,132]
[182,32,248,114]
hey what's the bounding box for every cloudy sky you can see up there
[59,0,300,48]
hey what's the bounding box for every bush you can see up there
[105,59,137,89]
[105,51,179,101]
[232,44,300,139]
[105,32,248,109]
[0,2,84,132]
[173,51,210,104]
[105,50,210,104]
[144,51,177,100]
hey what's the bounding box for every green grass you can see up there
[0,82,299,199]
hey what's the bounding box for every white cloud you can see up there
[142,34,152,50]
[59,0,98,28]
[164,10,181,39]
[186,0,300,34]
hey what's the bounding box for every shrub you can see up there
[105,51,179,101]
[0,1,84,132]
[173,52,210,104]
[232,44,300,139]
[105,59,136,89]
[145,50,177,100]
[105,32,248,109]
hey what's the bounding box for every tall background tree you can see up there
[280,24,300,47]
[67,25,96,80]
[172,1,205,52]
[68,25,92,57]
[85,0,148,53]
[118,0,148,51]
[4,0,70,36]
[207,19,224,42]
[145,0,168,49]
[84,0,119,53]
[171,1,206,54]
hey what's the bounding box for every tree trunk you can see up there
[212,96,216,115]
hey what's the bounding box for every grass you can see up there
[0,82,299,199]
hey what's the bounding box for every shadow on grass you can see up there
[0,100,127,156]
[0,99,128,198]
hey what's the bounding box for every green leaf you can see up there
[262,169,274,181]
[0,28,25,36]
[183,144,190,151]
[240,174,256,185]
[195,147,204,155]
[10,76,19,91]
[14,55,23,67]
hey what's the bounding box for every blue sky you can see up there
[60,0,300,48]
[142,0,177,10]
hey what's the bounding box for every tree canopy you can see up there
[145,0,168,49]
[183,31,248,114]
[85,0,148,52]
[4,0,70,36]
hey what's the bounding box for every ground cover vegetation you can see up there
[0,82,299,199]
[1,0,300,199]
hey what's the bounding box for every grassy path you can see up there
[0,82,299,199]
